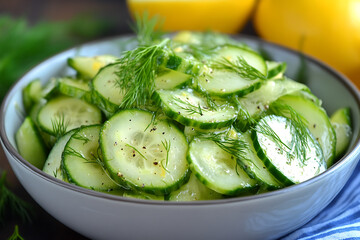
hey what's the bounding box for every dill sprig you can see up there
[161,139,171,166]
[212,56,266,81]
[132,12,164,46]
[197,131,249,162]
[172,97,204,116]
[8,225,24,240]
[0,172,33,225]
[126,144,148,161]
[51,112,69,138]
[115,38,170,109]
[270,102,317,163]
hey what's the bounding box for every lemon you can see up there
[126,0,256,34]
[254,0,360,88]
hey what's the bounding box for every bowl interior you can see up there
[1,35,360,201]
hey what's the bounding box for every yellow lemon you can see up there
[127,0,256,34]
[254,0,360,88]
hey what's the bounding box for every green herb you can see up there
[0,172,32,225]
[161,139,171,166]
[172,97,204,116]
[197,131,249,162]
[212,56,266,80]
[132,12,164,46]
[8,225,24,240]
[126,144,148,161]
[51,113,69,138]
[115,38,170,109]
[270,102,317,163]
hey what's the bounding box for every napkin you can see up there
[281,161,360,239]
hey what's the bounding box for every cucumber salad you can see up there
[15,30,352,201]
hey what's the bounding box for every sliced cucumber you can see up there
[58,77,92,102]
[158,49,202,76]
[155,67,192,90]
[197,68,263,97]
[210,44,267,77]
[272,94,336,167]
[234,78,309,131]
[252,115,326,185]
[187,137,258,195]
[330,107,352,158]
[266,61,287,79]
[91,63,124,116]
[43,129,76,181]
[154,88,237,129]
[15,117,47,169]
[67,55,118,80]
[240,131,283,189]
[100,109,190,195]
[167,173,223,201]
[62,125,119,191]
[37,95,102,136]
[22,79,42,114]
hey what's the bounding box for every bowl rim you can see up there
[1,34,360,206]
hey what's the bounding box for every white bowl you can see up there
[1,35,360,240]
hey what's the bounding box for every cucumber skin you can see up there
[250,129,294,187]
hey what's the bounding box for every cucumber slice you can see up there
[100,109,190,195]
[211,44,267,77]
[37,95,102,136]
[330,107,352,158]
[167,173,223,201]
[240,131,283,189]
[252,115,326,185]
[272,94,336,167]
[15,117,47,169]
[91,63,124,116]
[22,79,42,114]
[234,78,309,131]
[154,88,237,129]
[197,68,263,97]
[58,77,92,102]
[158,49,202,76]
[67,55,118,80]
[187,137,258,195]
[155,67,192,90]
[43,129,77,181]
[266,61,287,79]
[62,125,119,191]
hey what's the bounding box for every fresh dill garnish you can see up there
[72,134,90,144]
[270,102,317,163]
[51,112,69,138]
[161,139,171,166]
[197,131,249,162]
[126,144,148,160]
[132,12,164,46]
[172,97,204,116]
[0,172,32,225]
[255,118,291,154]
[212,56,266,81]
[8,225,24,240]
[115,38,170,109]
[63,147,87,161]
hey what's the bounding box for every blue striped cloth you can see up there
[281,161,360,240]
